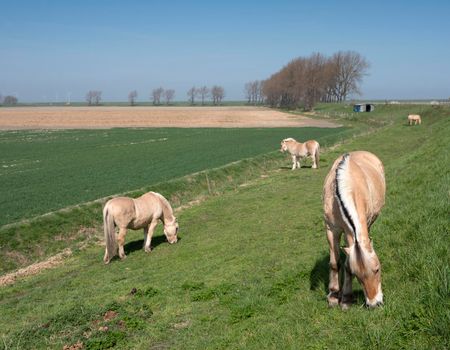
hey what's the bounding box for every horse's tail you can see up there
[315,142,320,168]
[335,153,361,243]
[103,203,116,262]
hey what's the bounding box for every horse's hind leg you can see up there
[326,227,341,307]
[118,227,127,259]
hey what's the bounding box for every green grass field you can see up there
[0,127,344,227]
[0,105,448,349]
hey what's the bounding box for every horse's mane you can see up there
[283,137,296,142]
[334,153,361,242]
[335,154,369,271]
[150,192,175,224]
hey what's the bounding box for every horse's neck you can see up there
[159,198,175,224]
[290,141,303,153]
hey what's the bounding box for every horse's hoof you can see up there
[104,260,110,265]
[340,302,352,310]
[145,248,152,253]
[327,297,339,307]
[120,255,127,260]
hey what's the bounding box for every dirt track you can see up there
[0,106,339,129]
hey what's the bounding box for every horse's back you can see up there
[305,139,319,153]
[347,151,385,219]
[323,151,385,229]
[104,197,136,227]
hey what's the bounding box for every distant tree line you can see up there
[259,50,369,110]
[81,85,226,106]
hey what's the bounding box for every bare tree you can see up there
[331,51,369,101]
[86,90,102,105]
[3,95,18,105]
[93,91,102,105]
[257,80,265,104]
[198,86,209,105]
[164,89,175,105]
[211,86,225,105]
[128,90,138,106]
[151,87,164,105]
[86,91,94,105]
[187,86,197,105]
[244,82,253,104]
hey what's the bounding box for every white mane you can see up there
[283,137,296,143]
[334,154,362,242]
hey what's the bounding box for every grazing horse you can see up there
[103,191,179,264]
[408,114,421,125]
[280,138,320,170]
[323,151,385,309]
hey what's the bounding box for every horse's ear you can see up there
[342,246,351,256]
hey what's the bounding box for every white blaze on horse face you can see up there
[164,221,178,244]
[350,246,383,307]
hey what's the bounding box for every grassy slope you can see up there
[0,106,448,349]
[0,127,345,273]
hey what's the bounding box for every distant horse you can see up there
[408,114,421,125]
[280,138,320,170]
[323,151,385,309]
[103,191,179,264]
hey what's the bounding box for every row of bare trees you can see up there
[129,86,225,106]
[187,86,225,105]
[85,86,225,106]
[262,51,369,110]
[244,80,265,105]
[150,88,175,105]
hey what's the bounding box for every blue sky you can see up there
[1,0,449,102]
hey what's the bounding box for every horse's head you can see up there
[344,240,383,308]
[280,140,288,152]
[164,218,179,244]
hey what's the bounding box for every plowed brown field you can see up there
[0,106,339,129]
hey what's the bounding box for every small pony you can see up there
[323,151,385,309]
[408,114,421,125]
[103,191,179,264]
[280,138,320,170]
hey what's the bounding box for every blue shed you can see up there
[353,104,375,112]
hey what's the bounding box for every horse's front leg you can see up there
[312,154,318,169]
[296,156,301,169]
[144,220,158,253]
[326,227,341,307]
[341,231,354,309]
[291,155,297,170]
[341,257,354,310]
[118,227,127,260]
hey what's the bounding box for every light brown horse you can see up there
[408,114,421,125]
[280,138,320,170]
[323,151,385,309]
[103,191,179,264]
